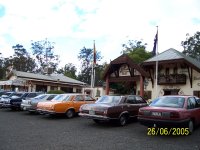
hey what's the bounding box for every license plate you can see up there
[23,107,26,111]
[89,110,95,115]
[152,112,161,117]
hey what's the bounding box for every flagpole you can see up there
[155,26,158,97]
[91,61,94,88]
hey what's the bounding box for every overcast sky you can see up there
[0,0,200,70]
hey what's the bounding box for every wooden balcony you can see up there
[158,74,186,85]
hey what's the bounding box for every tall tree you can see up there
[121,40,152,63]
[31,39,59,73]
[181,31,200,61]
[11,44,36,72]
[77,47,102,85]
[57,63,77,79]
[0,53,6,80]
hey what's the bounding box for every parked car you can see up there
[79,95,147,126]
[21,94,57,112]
[0,92,15,108]
[138,95,200,134]
[37,94,95,118]
[1,92,42,110]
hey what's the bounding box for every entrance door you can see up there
[163,89,180,95]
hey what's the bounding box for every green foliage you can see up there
[11,44,36,72]
[77,47,102,85]
[31,39,59,73]
[0,53,6,79]
[47,90,65,94]
[110,82,135,95]
[57,63,77,79]
[181,31,200,61]
[121,40,152,63]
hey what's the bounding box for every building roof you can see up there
[143,48,200,72]
[103,54,149,79]
[11,70,86,86]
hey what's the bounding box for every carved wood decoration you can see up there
[103,54,149,96]
[187,66,193,88]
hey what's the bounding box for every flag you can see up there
[93,40,96,65]
[152,30,158,56]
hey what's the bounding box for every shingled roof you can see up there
[11,70,86,86]
[142,48,200,72]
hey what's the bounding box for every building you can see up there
[103,48,200,100]
[0,70,86,93]
[142,48,200,99]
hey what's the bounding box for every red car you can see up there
[138,95,200,134]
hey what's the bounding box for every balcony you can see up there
[158,74,186,85]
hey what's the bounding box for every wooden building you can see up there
[0,70,86,93]
[103,48,200,100]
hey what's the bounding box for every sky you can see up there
[0,0,200,71]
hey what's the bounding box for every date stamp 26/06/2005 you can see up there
[147,127,190,136]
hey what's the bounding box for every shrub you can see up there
[47,90,65,94]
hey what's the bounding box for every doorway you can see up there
[163,89,180,95]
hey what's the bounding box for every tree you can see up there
[181,31,200,61]
[57,63,77,79]
[11,44,36,72]
[109,40,152,94]
[0,53,6,80]
[31,39,59,73]
[77,47,102,85]
[121,40,152,63]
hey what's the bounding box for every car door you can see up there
[187,97,200,125]
[73,95,85,112]
[126,95,140,117]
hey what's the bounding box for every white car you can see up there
[20,94,57,112]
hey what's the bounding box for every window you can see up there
[26,93,38,98]
[46,95,56,100]
[74,95,83,101]
[84,95,93,101]
[126,96,136,104]
[165,68,169,75]
[173,67,177,74]
[193,91,200,98]
[135,96,145,103]
[187,97,197,109]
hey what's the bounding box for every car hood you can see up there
[81,103,115,111]
[140,106,185,112]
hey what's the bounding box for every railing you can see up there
[158,74,186,85]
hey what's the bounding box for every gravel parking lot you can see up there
[0,109,200,150]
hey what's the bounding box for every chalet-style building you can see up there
[103,48,200,100]
[103,54,149,97]
[141,48,200,99]
[0,70,86,93]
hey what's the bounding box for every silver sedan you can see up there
[21,94,57,112]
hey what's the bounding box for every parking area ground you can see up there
[0,109,199,150]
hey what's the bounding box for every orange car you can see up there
[37,94,95,118]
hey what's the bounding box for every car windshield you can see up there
[53,95,71,101]
[96,96,121,104]
[34,94,46,100]
[11,93,24,98]
[150,97,185,108]
[4,92,13,96]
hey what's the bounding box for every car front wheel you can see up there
[188,120,194,134]
[119,115,127,126]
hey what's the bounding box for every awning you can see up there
[0,78,27,86]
